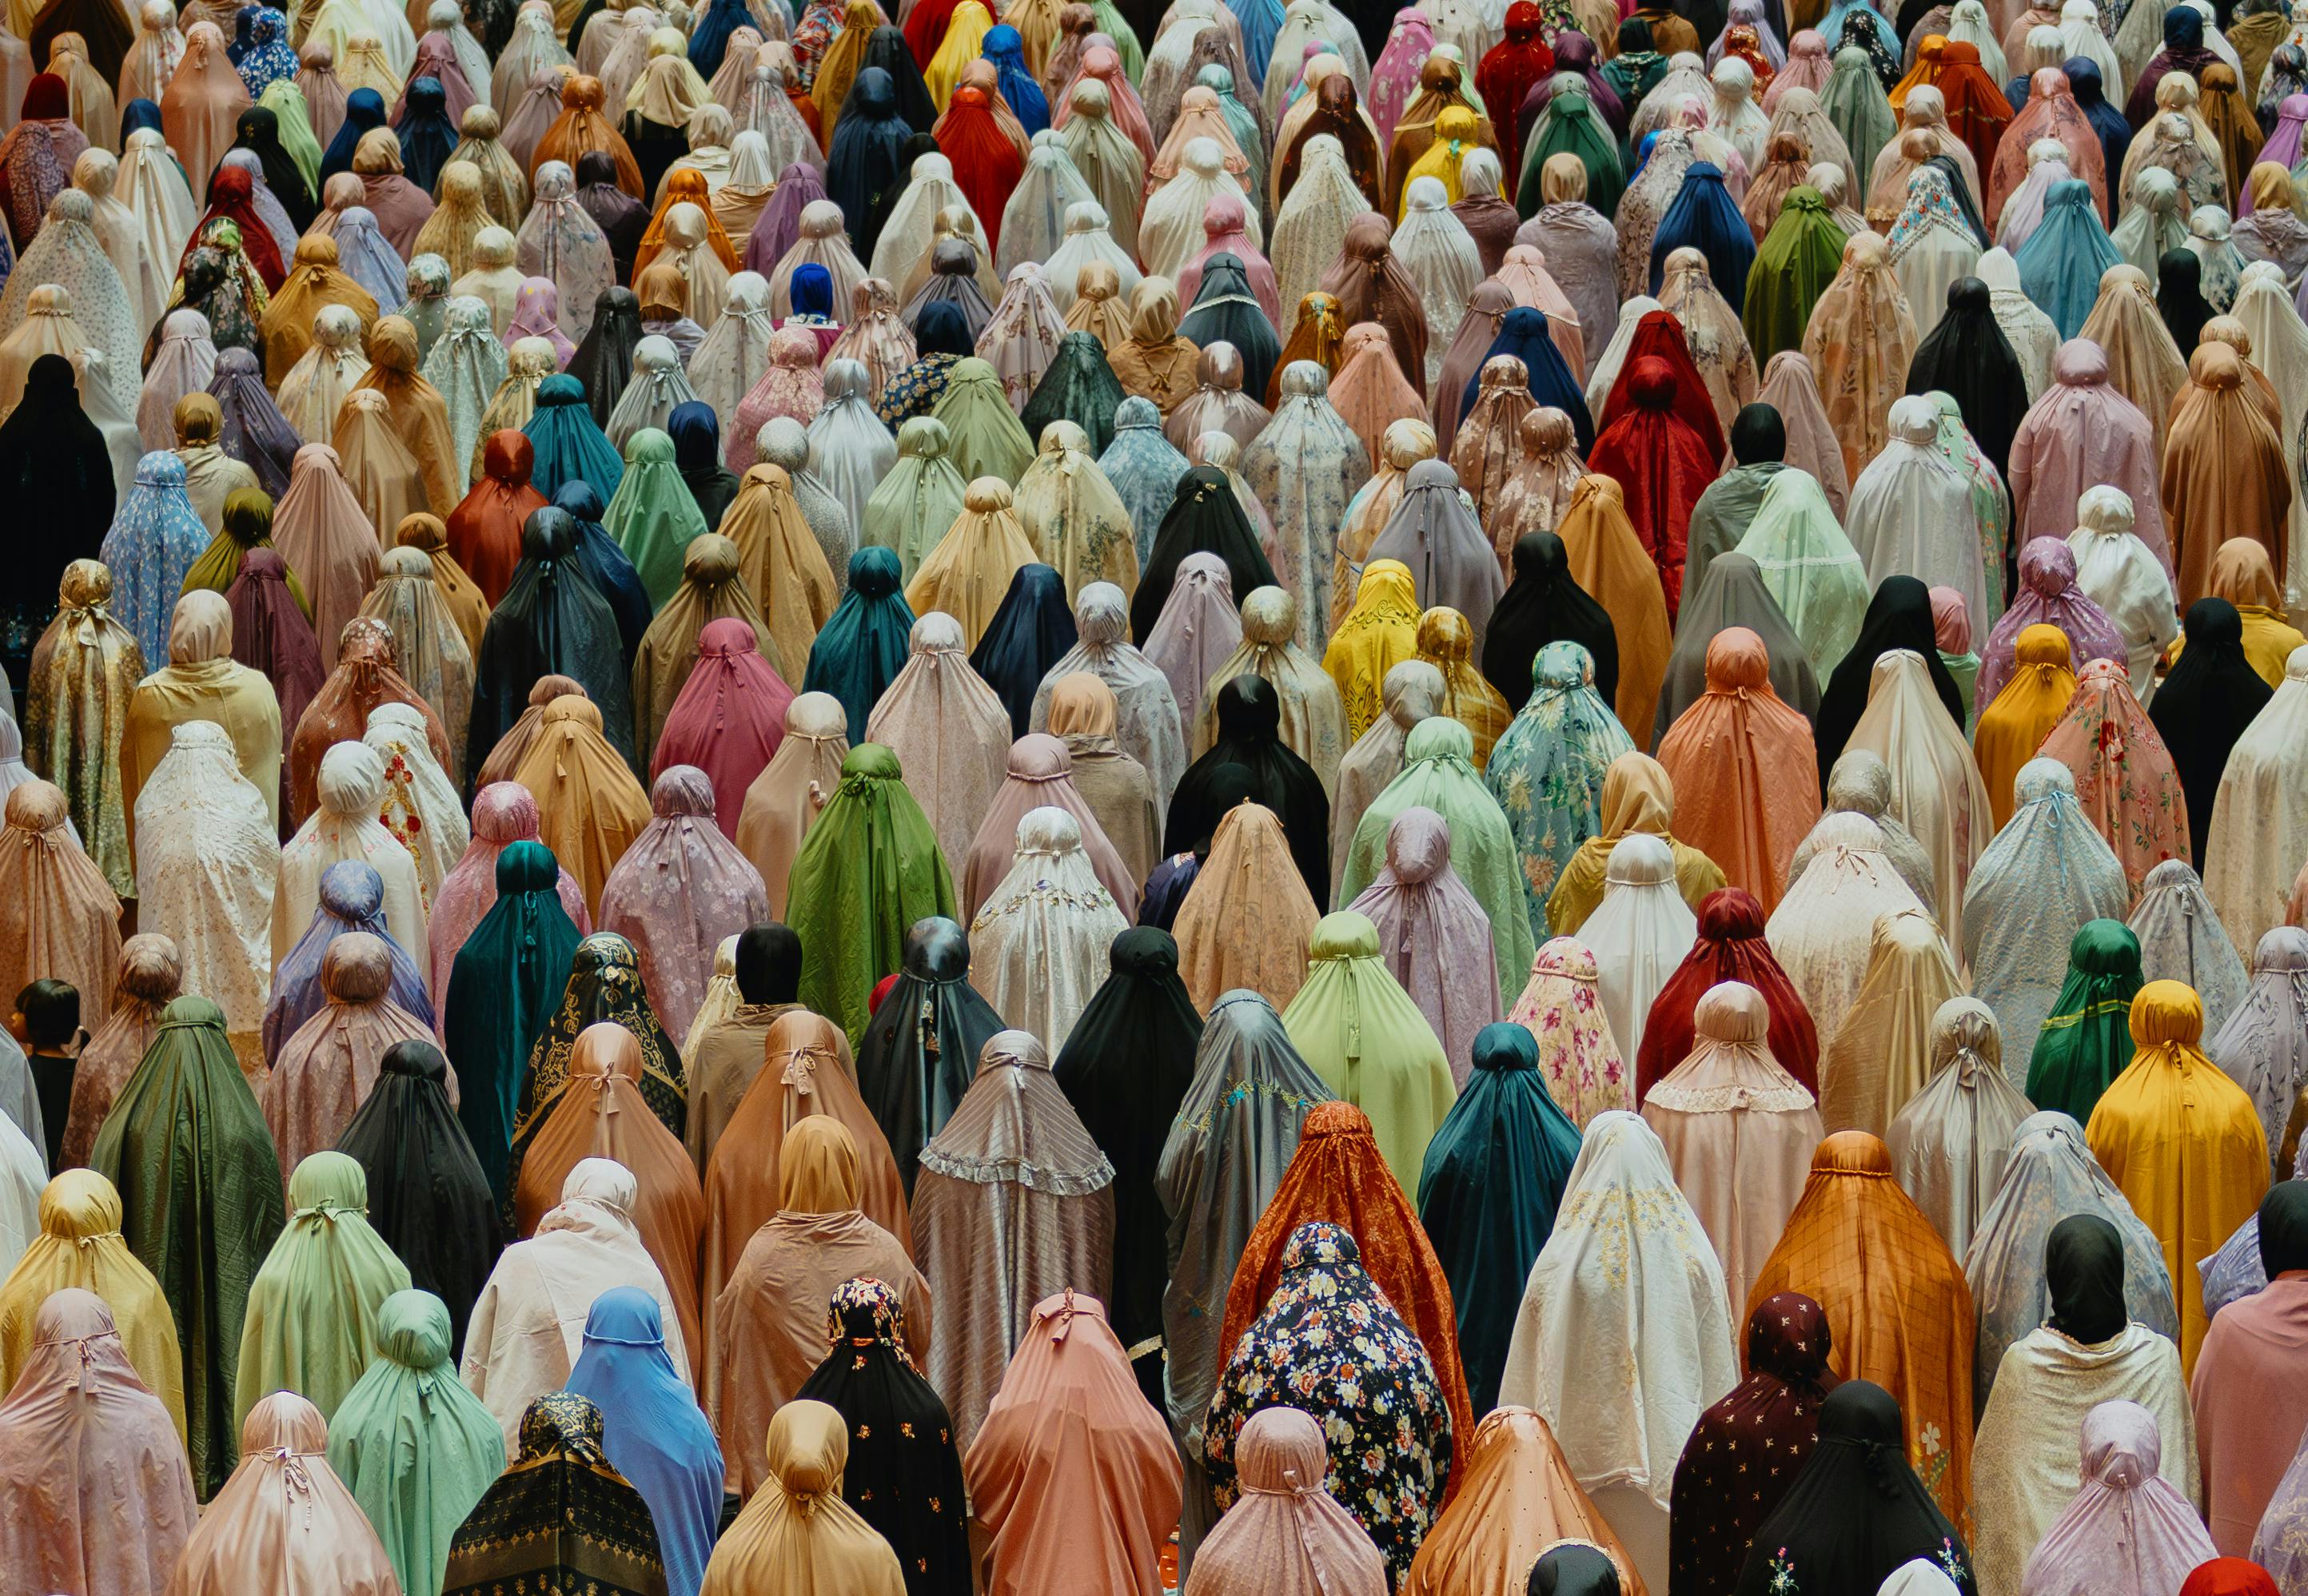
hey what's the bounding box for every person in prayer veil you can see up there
[0,1168,177,1439]
[24,559,142,897]
[1130,460,1278,643]
[2087,980,2268,1375]
[2022,922,2142,1120]
[1481,528,1619,712]
[959,1288,1177,1596]
[1206,1218,1451,1586]
[787,748,963,1047]
[1885,990,2034,1255]
[234,1149,409,1428]
[264,858,429,1055]
[468,507,635,772]
[1417,1020,1581,1414]
[708,1112,926,1498]
[1664,1292,1842,1596]
[444,1391,667,1596]
[0,1286,196,1596]
[1728,1382,1975,1596]
[261,929,431,1167]
[914,1029,1113,1451]
[333,1039,496,1357]
[2152,597,2273,864]
[2024,1401,2217,1596]
[168,1390,399,1596]
[1967,1108,2178,1414]
[1166,673,1332,903]
[1152,986,1329,1562]
[786,1275,968,1596]
[1744,1132,1976,1524]
[325,1288,504,1596]
[1971,1213,2198,1596]
[436,838,575,1194]
[88,993,283,1496]
[284,614,452,829]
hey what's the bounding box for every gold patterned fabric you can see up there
[24,559,143,897]
[443,1392,669,1596]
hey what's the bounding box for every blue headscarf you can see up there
[804,545,918,739]
[2014,177,2121,337]
[825,68,914,263]
[2065,58,2131,204]
[98,451,210,667]
[122,98,164,141]
[393,78,459,192]
[686,0,753,78]
[1649,161,1756,303]
[228,5,257,64]
[1229,0,1284,101]
[236,8,298,98]
[524,373,628,500]
[790,261,835,320]
[1462,306,1595,453]
[552,479,654,663]
[980,25,1048,133]
[321,87,387,181]
[564,1288,725,1596]
[263,860,435,1057]
[969,562,1078,735]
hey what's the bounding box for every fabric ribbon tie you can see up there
[1049,1286,1079,1342]
[779,1042,832,1096]
[34,1329,100,1390]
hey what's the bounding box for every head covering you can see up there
[1728,1380,1974,1596]
[2154,598,2274,863]
[0,1286,197,1596]
[333,1041,496,1357]
[441,1392,667,1594]
[2085,979,2270,1367]
[88,994,285,1495]
[167,1391,398,1595]
[787,746,963,1047]
[2129,857,2253,1041]
[236,1139,413,1430]
[429,839,588,1177]
[1666,1293,1843,1596]
[960,1290,1178,1596]
[2022,1399,2218,1596]
[1496,1108,1740,1512]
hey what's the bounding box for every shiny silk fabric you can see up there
[1667,1292,1842,1596]
[1634,884,1822,1100]
[88,995,286,1497]
[23,559,142,896]
[1742,1130,1976,1526]
[1417,1022,1582,1414]
[1964,1109,2179,1415]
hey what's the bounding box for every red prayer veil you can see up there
[183,161,286,290]
[1633,885,1821,1100]
[1597,309,1727,461]
[651,616,796,839]
[20,70,66,121]
[1585,354,1720,615]
[903,0,961,67]
[1933,41,2013,181]
[1477,2,1554,136]
[2180,1564,2282,1596]
[1214,1100,1473,1494]
[447,429,548,605]
[936,86,1025,254]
